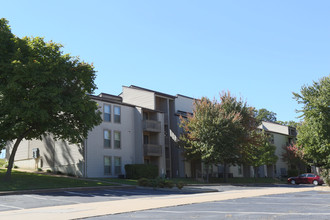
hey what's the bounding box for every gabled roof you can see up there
[128,85,176,99]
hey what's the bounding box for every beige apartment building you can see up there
[6,86,296,179]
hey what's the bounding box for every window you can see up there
[114,131,121,149]
[143,112,149,120]
[114,106,121,123]
[104,104,111,122]
[104,156,111,175]
[104,130,111,148]
[114,157,122,175]
[269,134,274,144]
[143,135,149,145]
[238,165,242,175]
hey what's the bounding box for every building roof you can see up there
[259,121,297,136]
[128,85,177,99]
[89,93,162,113]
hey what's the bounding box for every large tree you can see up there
[293,75,330,169]
[282,143,306,174]
[254,108,277,124]
[0,18,102,181]
[179,92,257,182]
[242,131,278,178]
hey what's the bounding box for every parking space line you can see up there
[0,204,24,210]
[23,195,49,200]
[213,201,329,206]
[63,191,90,196]
[24,194,81,204]
[104,189,149,195]
[148,210,330,216]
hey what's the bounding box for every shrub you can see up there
[46,169,52,173]
[14,165,18,169]
[164,179,174,188]
[287,169,299,177]
[125,164,158,179]
[321,169,330,186]
[138,178,150,187]
[37,168,43,171]
[56,171,63,175]
[138,177,175,189]
[176,181,185,189]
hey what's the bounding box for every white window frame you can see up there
[104,156,112,175]
[114,131,121,149]
[104,130,111,148]
[104,104,111,122]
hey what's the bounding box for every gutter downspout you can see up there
[84,138,88,178]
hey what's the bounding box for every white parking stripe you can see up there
[0,204,24,210]
[23,195,48,200]
[104,189,149,195]
[64,191,89,196]
[213,201,328,206]
[23,194,81,204]
[148,210,330,216]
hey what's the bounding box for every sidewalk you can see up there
[1,185,328,220]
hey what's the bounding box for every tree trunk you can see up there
[4,129,32,181]
[205,164,209,183]
[253,166,258,182]
[223,163,227,183]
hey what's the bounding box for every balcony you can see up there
[144,144,162,157]
[143,120,161,132]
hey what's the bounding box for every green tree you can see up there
[276,120,300,128]
[282,143,306,175]
[293,75,330,169]
[254,108,277,124]
[180,92,257,182]
[0,18,102,181]
[242,131,278,178]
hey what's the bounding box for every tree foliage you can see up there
[0,18,102,180]
[254,108,277,124]
[276,120,300,128]
[293,75,330,169]
[242,131,278,177]
[179,92,257,181]
[282,143,306,173]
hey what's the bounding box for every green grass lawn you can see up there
[95,178,138,185]
[208,177,286,184]
[0,169,117,191]
[95,177,285,186]
[0,159,6,167]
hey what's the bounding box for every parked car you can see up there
[288,173,324,185]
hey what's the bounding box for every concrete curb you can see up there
[136,186,218,193]
[0,185,136,196]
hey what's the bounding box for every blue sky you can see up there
[1,1,329,122]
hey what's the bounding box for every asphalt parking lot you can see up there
[0,188,198,212]
[89,190,330,220]
[0,185,329,220]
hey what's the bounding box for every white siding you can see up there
[175,95,194,113]
[86,101,137,178]
[260,121,289,135]
[273,133,289,176]
[121,86,155,110]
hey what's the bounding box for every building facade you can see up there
[6,86,296,179]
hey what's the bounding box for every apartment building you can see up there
[6,85,296,179]
[6,91,166,178]
[256,121,297,178]
[120,85,195,178]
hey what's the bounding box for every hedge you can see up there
[125,164,158,179]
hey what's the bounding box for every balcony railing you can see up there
[143,120,161,132]
[144,144,162,157]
